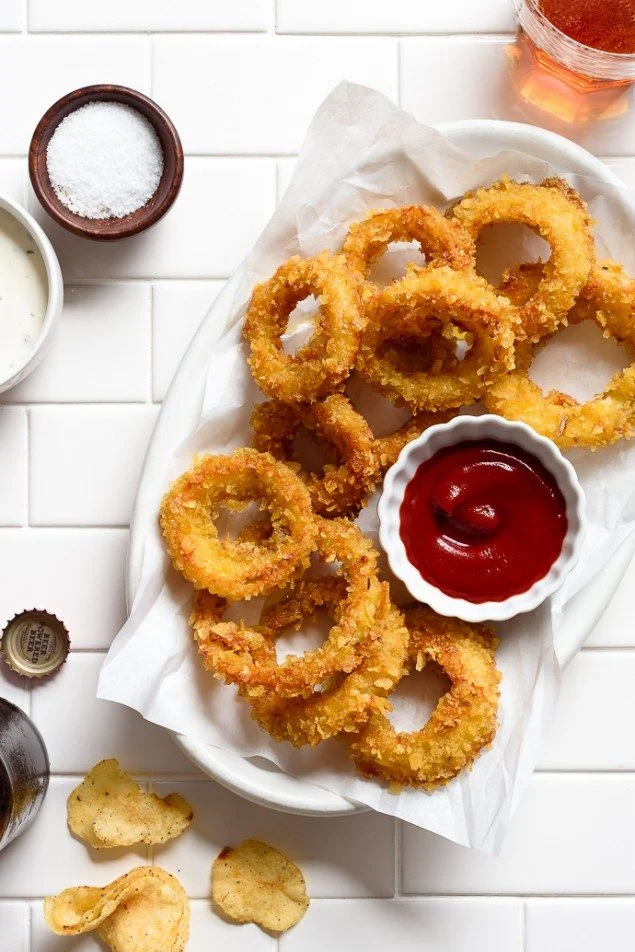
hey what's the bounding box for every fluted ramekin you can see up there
[378,414,586,623]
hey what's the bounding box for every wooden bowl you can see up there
[29,84,184,241]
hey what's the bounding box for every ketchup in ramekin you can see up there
[399,439,567,603]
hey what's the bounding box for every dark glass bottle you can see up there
[0,697,49,851]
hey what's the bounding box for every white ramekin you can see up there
[378,414,586,623]
[0,193,63,394]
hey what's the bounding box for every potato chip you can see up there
[212,839,309,933]
[67,758,193,849]
[44,865,190,952]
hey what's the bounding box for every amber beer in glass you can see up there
[512,0,635,124]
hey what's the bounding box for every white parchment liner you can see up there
[99,83,635,853]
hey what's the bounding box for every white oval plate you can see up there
[128,119,635,816]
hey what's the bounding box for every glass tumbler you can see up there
[0,697,49,851]
[511,0,635,124]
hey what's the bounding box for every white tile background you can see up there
[0,3,634,950]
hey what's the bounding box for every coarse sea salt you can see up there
[46,101,164,220]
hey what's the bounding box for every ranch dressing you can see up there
[0,209,47,383]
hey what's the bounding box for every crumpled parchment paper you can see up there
[98,82,635,853]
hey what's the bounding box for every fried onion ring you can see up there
[244,252,364,403]
[484,260,635,449]
[345,606,501,790]
[160,449,316,600]
[251,394,379,517]
[247,579,408,747]
[190,518,384,699]
[356,265,519,412]
[450,177,595,342]
[342,205,475,286]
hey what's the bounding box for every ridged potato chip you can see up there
[212,839,309,933]
[44,866,189,952]
[68,759,193,849]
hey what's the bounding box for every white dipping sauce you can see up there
[0,209,48,383]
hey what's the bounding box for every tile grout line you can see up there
[394,819,402,896]
[148,285,155,404]
[521,898,527,952]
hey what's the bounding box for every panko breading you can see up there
[485,259,635,449]
[248,580,409,747]
[244,252,365,404]
[346,607,501,790]
[251,393,379,517]
[160,448,316,600]
[356,266,519,412]
[191,518,385,700]
[450,176,595,342]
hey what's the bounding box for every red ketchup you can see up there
[399,439,567,603]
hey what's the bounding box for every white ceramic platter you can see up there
[127,119,635,817]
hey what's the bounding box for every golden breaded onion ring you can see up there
[247,579,408,747]
[450,177,595,342]
[190,518,385,699]
[484,260,635,449]
[356,265,519,412]
[160,449,316,600]
[342,205,475,285]
[345,606,501,790]
[251,394,379,517]
[244,251,364,403]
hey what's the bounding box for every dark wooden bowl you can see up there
[29,84,184,241]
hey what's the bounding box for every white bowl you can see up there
[378,415,586,623]
[128,118,632,816]
[0,193,63,394]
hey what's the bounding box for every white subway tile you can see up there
[189,901,274,951]
[401,775,635,894]
[153,36,398,154]
[3,284,150,403]
[277,0,515,34]
[29,0,271,32]
[0,778,146,898]
[0,0,22,31]
[0,904,28,951]
[0,37,151,155]
[152,281,223,401]
[153,780,395,898]
[539,651,635,769]
[280,899,523,952]
[401,38,635,156]
[29,158,276,279]
[0,407,27,526]
[0,158,26,203]
[0,528,127,650]
[30,405,158,526]
[0,664,29,712]
[586,555,635,647]
[526,899,635,952]
[30,653,195,773]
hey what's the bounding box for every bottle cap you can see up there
[1,610,70,679]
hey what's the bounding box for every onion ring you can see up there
[484,260,635,449]
[160,448,316,600]
[251,394,379,517]
[345,606,501,790]
[342,205,475,286]
[372,410,452,472]
[247,579,409,747]
[450,177,595,342]
[190,517,385,699]
[355,265,519,412]
[243,252,364,404]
